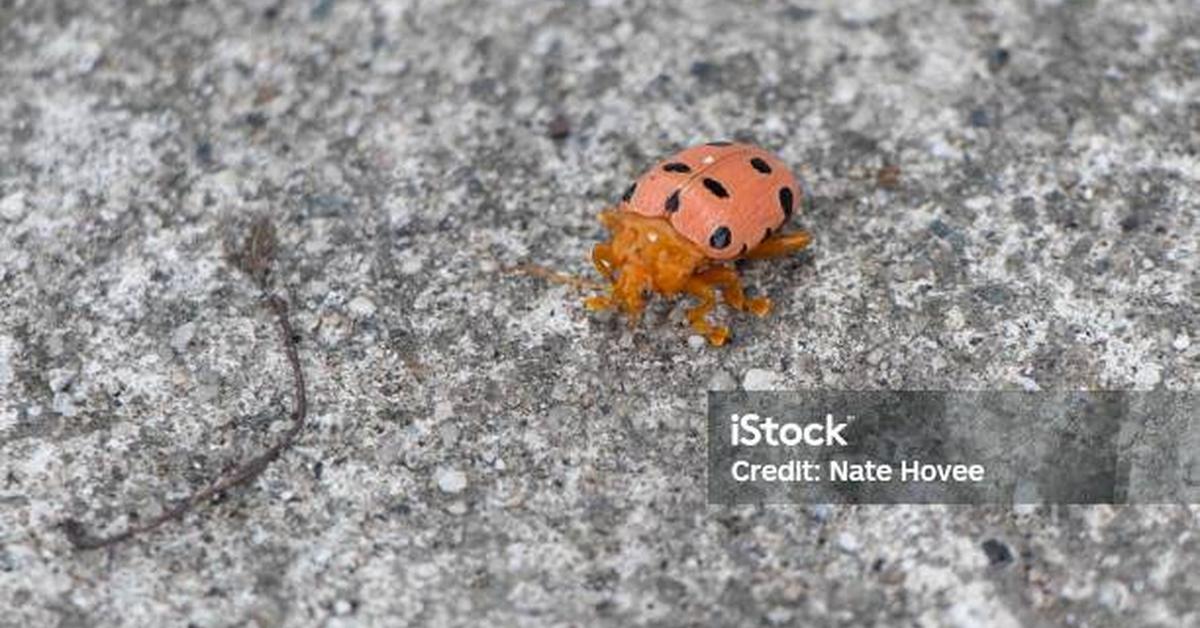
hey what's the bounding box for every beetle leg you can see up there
[743,230,811,260]
[584,244,625,312]
[584,294,614,311]
[588,264,647,320]
[683,277,731,346]
[695,266,771,317]
[613,265,651,323]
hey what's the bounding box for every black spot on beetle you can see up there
[622,183,636,202]
[764,226,773,240]
[706,140,732,146]
[750,157,772,174]
[665,190,680,213]
[710,226,732,249]
[663,162,691,173]
[779,187,794,218]
[738,243,748,255]
[702,178,730,198]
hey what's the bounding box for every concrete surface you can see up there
[1,0,1199,626]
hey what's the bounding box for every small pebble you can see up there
[400,257,423,275]
[1014,375,1040,392]
[0,191,26,221]
[690,60,719,81]
[45,334,64,358]
[707,369,738,391]
[687,335,706,350]
[47,368,75,393]
[170,322,196,354]
[1173,333,1190,351]
[876,164,901,189]
[347,296,376,318]
[981,538,1013,566]
[742,368,784,391]
[987,48,1010,72]
[1098,580,1129,611]
[439,424,460,447]
[547,113,570,140]
[766,608,793,625]
[968,108,990,128]
[435,467,467,494]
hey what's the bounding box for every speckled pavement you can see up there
[1,1,1198,626]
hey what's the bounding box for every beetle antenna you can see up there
[507,263,605,291]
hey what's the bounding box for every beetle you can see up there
[585,141,812,345]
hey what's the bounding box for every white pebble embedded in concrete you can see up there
[707,369,738,391]
[347,296,377,318]
[435,466,468,494]
[170,322,196,354]
[743,368,784,391]
[0,191,26,222]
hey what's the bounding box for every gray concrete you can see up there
[1,0,1198,625]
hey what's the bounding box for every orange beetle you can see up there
[585,141,812,345]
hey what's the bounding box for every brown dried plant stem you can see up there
[62,220,307,550]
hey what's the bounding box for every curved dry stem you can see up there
[62,218,308,551]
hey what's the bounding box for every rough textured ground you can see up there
[2,0,1198,626]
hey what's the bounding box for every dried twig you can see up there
[62,217,308,550]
